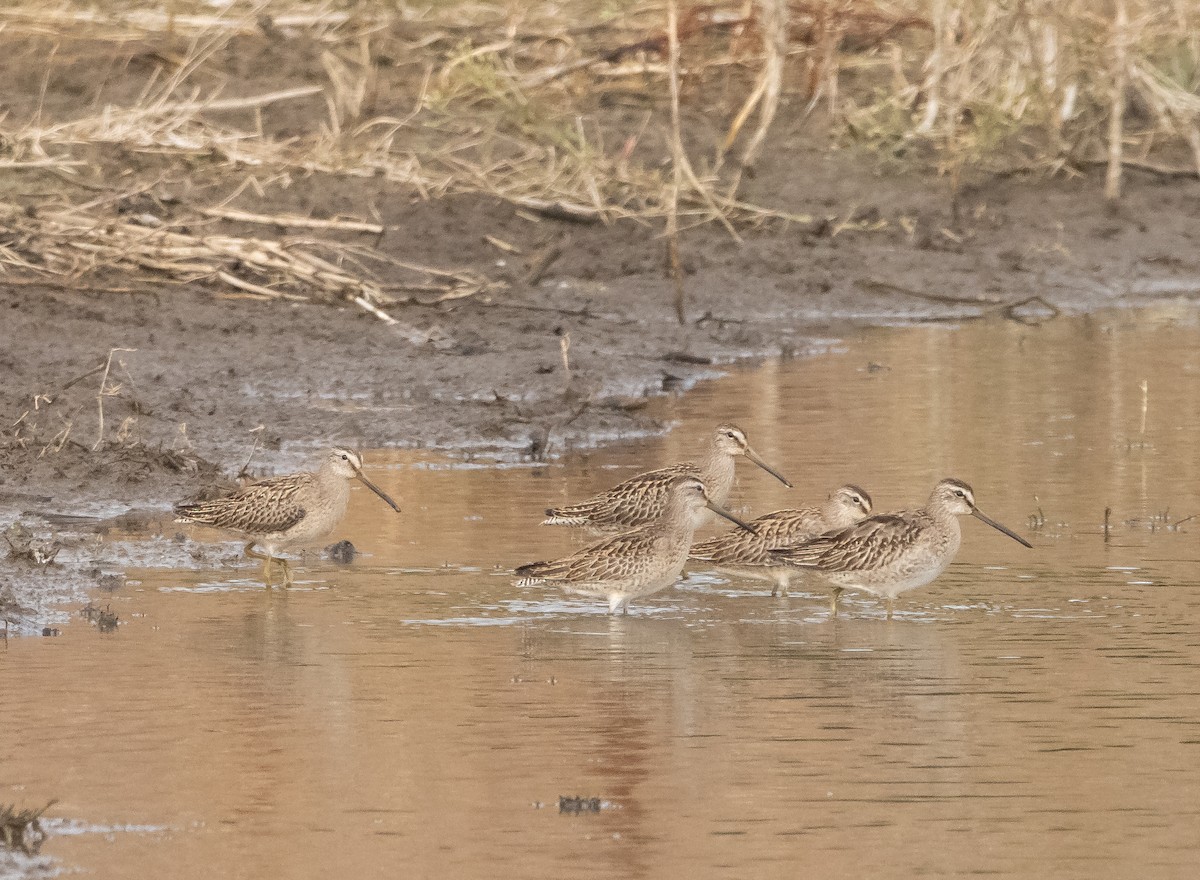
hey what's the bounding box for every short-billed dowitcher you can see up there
[689,484,872,597]
[542,423,791,532]
[772,478,1032,618]
[517,474,755,614]
[175,448,400,585]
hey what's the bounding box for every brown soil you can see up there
[2,25,1200,513]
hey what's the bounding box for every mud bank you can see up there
[3,161,1200,631]
[5,162,1200,500]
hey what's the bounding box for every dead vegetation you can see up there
[3,522,61,566]
[0,801,55,855]
[0,0,1197,319]
[2,344,227,488]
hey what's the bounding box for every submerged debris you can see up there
[3,523,61,566]
[79,603,119,633]
[0,801,55,855]
[558,796,603,814]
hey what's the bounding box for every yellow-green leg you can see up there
[245,542,290,587]
[885,598,895,621]
[830,587,843,617]
[247,542,276,585]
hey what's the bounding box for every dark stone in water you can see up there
[558,796,602,814]
[325,540,357,564]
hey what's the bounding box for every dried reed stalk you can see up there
[721,0,788,172]
[1106,0,1129,200]
[666,0,687,325]
[0,201,496,322]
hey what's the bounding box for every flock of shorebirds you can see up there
[174,424,1033,619]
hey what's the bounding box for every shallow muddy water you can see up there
[6,308,1200,878]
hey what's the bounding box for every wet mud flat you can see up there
[5,164,1200,496]
[3,10,1200,512]
[3,10,1200,637]
[4,166,1200,633]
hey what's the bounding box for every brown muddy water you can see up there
[6,308,1200,879]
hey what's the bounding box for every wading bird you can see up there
[175,448,400,585]
[772,478,1032,618]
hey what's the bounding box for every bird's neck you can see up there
[698,448,735,506]
[316,465,352,500]
[821,499,848,527]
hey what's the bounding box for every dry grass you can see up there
[0,0,1196,311]
[0,800,54,855]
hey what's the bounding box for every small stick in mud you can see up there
[93,347,136,450]
[240,427,265,481]
[559,331,572,390]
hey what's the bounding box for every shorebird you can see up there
[689,484,873,597]
[175,448,400,585]
[542,423,791,532]
[772,478,1032,618]
[517,474,755,614]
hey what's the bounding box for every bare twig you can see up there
[94,347,136,451]
[199,206,383,234]
[723,0,788,173]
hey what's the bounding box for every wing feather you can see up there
[773,513,928,573]
[175,474,310,535]
[516,531,661,586]
[543,464,699,530]
[690,508,823,565]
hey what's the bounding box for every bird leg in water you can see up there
[830,587,843,617]
[245,543,292,586]
[770,571,791,598]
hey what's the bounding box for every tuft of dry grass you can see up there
[0,200,498,322]
[0,800,55,855]
[0,0,1196,311]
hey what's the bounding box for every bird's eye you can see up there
[341,454,350,461]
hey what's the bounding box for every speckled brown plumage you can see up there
[542,423,791,532]
[175,474,311,536]
[518,474,753,614]
[772,478,1031,618]
[689,485,872,596]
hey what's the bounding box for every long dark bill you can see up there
[357,472,402,512]
[972,508,1032,548]
[707,500,757,534]
[744,446,794,489]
